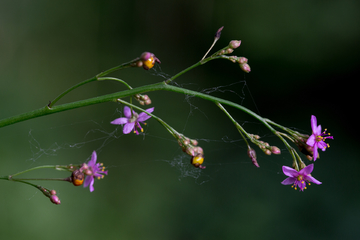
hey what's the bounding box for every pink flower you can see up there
[83,151,108,192]
[306,115,333,161]
[111,106,154,135]
[281,164,321,191]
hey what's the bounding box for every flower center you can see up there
[297,175,303,181]
[129,112,138,123]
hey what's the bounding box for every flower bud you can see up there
[190,139,198,146]
[225,48,234,54]
[295,137,314,160]
[185,147,195,156]
[247,148,259,167]
[229,56,238,63]
[50,190,57,195]
[194,146,204,155]
[85,169,92,176]
[229,40,241,49]
[80,163,88,171]
[240,63,251,73]
[215,26,224,40]
[50,195,61,205]
[238,57,248,64]
[264,149,272,155]
[271,146,281,154]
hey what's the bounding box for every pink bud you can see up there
[190,139,198,146]
[271,146,281,154]
[240,63,251,73]
[215,26,224,40]
[185,147,195,156]
[247,148,259,167]
[238,57,248,64]
[229,40,241,49]
[194,146,204,155]
[264,149,272,155]
[50,195,61,205]
[225,48,234,54]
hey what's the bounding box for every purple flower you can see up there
[306,115,333,161]
[111,106,154,135]
[281,164,321,191]
[83,151,108,192]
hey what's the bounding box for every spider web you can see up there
[23,66,288,183]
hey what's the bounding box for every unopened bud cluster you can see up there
[238,57,251,73]
[246,135,281,167]
[257,140,281,156]
[215,40,251,73]
[39,186,61,205]
[135,94,152,105]
[293,134,314,160]
[176,134,205,169]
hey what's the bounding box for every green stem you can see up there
[96,60,135,78]
[9,178,69,181]
[9,165,74,178]
[216,103,250,145]
[0,82,274,132]
[165,56,222,84]
[49,77,97,108]
[48,61,135,108]
[97,77,133,90]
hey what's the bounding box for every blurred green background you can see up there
[0,1,359,239]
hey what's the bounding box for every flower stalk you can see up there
[0,27,333,196]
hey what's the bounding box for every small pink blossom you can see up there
[306,115,333,161]
[111,106,154,135]
[83,151,108,192]
[281,164,321,191]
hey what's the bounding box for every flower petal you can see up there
[314,124,322,135]
[111,117,129,125]
[310,115,317,132]
[123,106,132,118]
[138,107,154,122]
[317,141,327,151]
[83,175,93,188]
[123,122,135,134]
[282,166,299,177]
[299,164,314,175]
[313,145,319,160]
[306,135,316,146]
[90,151,97,166]
[89,179,95,192]
[281,177,296,185]
[305,175,322,185]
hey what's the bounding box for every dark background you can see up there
[0,1,359,239]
